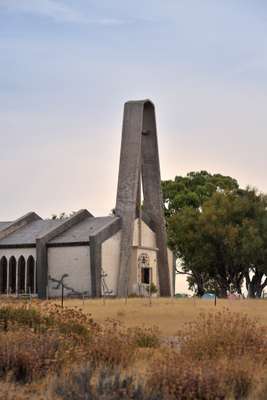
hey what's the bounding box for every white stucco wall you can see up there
[102,220,158,296]
[101,219,174,297]
[132,219,157,248]
[101,230,121,295]
[48,246,91,297]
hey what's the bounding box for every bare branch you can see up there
[175,268,193,276]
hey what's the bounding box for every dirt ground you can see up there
[52,297,267,336]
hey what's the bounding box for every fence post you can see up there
[61,284,64,308]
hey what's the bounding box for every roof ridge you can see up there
[0,212,42,241]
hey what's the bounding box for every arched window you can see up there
[9,256,16,294]
[18,256,26,294]
[0,257,7,294]
[27,256,35,294]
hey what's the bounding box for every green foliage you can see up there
[162,171,267,297]
[0,306,53,333]
[51,211,77,220]
[146,282,158,295]
[162,170,238,217]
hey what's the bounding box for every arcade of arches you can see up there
[0,255,36,295]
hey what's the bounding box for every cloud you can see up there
[0,0,130,25]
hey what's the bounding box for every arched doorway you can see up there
[9,256,16,294]
[18,256,26,294]
[27,256,35,294]
[0,257,7,294]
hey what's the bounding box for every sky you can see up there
[1,1,267,292]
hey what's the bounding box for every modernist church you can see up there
[0,100,175,298]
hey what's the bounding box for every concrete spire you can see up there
[115,100,171,297]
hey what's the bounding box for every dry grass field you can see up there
[54,297,267,335]
[1,297,267,399]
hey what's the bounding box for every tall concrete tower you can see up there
[115,100,171,297]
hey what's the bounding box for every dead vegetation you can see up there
[0,298,267,399]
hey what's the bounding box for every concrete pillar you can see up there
[25,262,27,293]
[115,100,171,297]
[6,261,9,295]
[34,260,37,295]
[15,261,18,296]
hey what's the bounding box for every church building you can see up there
[0,100,175,298]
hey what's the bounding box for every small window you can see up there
[141,267,150,284]
[138,253,151,285]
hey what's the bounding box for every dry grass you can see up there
[54,297,267,335]
[1,298,267,399]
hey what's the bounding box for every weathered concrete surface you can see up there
[36,209,91,298]
[90,217,121,297]
[0,212,41,241]
[115,100,171,297]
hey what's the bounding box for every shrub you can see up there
[147,353,255,400]
[0,306,53,333]
[130,326,160,348]
[177,309,267,362]
[145,309,266,400]
[0,330,60,382]
[44,304,99,341]
[146,283,158,295]
[89,321,136,368]
[223,359,255,399]
[55,364,146,400]
[0,301,265,400]
[95,368,145,400]
[147,353,222,400]
[55,365,94,400]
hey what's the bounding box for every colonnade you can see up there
[0,255,36,295]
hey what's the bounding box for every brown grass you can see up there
[54,297,267,335]
[1,298,267,399]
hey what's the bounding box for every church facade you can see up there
[0,100,175,298]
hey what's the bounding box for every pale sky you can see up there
[1,1,267,292]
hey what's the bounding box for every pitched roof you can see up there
[0,222,12,231]
[0,216,119,246]
[0,219,65,246]
[49,216,118,244]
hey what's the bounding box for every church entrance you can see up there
[0,257,7,294]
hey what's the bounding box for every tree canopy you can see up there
[162,171,267,298]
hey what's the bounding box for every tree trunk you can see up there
[217,278,229,298]
[247,283,255,298]
[255,285,263,298]
[194,272,205,297]
[196,286,205,297]
[246,270,264,298]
